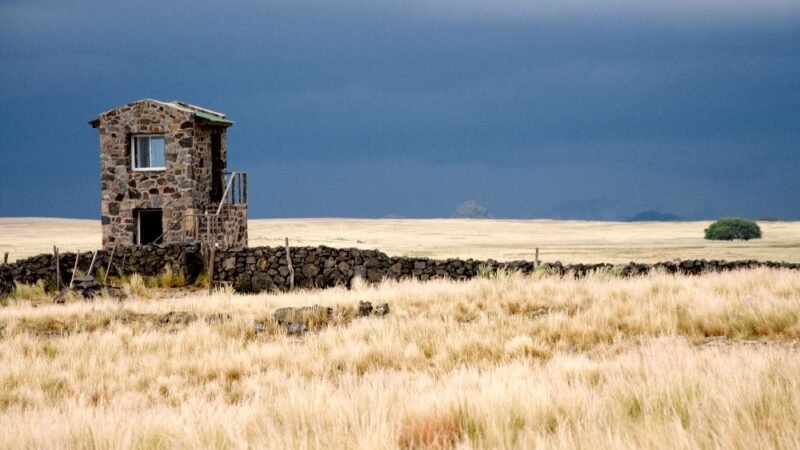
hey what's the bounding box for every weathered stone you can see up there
[254,320,267,334]
[223,257,237,271]
[159,311,198,325]
[250,272,274,293]
[374,303,391,316]
[53,292,67,304]
[358,301,373,317]
[287,322,308,336]
[302,264,320,278]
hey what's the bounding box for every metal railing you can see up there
[145,171,248,247]
[216,171,247,215]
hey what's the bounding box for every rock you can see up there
[53,291,67,304]
[358,301,373,317]
[223,257,237,271]
[338,261,351,273]
[273,305,334,327]
[159,311,198,325]
[250,272,274,293]
[205,313,232,324]
[374,303,390,316]
[254,320,267,334]
[302,263,320,278]
[287,322,308,336]
[105,286,126,300]
[73,275,101,298]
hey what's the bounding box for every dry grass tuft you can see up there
[399,411,462,449]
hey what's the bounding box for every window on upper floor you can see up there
[132,135,166,170]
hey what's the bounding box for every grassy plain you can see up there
[1,217,799,263]
[1,269,800,449]
[1,218,800,448]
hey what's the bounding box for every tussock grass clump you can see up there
[6,280,50,304]
[151,265,187,289]
[123,273,151,299]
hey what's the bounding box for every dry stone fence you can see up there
[1,243,798,297]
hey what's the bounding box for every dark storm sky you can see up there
[1,0,799,220]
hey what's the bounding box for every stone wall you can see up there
[216,205,248,248]
[1,245,204,292]
[212,246,800,293]
[96,100,198,247]
[1,243,798,298]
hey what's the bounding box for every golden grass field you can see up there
[1,218,800,449]
[1,217,799,263]
[1,270,800,449]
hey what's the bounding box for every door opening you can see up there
[211,133,223,203]
[136,209,163,245]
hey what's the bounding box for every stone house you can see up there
[90,99,247,248]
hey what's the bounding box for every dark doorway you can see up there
[211,133,223,203]
[136,209,163,245]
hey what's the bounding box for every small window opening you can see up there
[132,135,166,170]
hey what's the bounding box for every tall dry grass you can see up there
[0,269,799,449]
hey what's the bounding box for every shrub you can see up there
[234,274,251,293]
[193,271,209,288]
[704,218,762,241]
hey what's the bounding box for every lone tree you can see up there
[704,218,762,241]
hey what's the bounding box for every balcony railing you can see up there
[217,171,247,214]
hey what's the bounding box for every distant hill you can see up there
[627,210,681,222]
[453,201,491,219]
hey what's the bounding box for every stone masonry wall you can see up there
[193,129,227,210]
[2,244,798,297]
[218,205,248,248]
[213,246,800,293]
[2,245,204,292]
[95,100,232,247]
[97,100,198,247]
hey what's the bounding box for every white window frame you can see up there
[131,134,167,171]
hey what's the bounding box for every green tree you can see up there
[704,218,762,241]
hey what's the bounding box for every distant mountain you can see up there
[453,201,491,219]
[627,210,682,222]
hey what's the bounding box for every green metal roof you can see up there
[193,109,235,125]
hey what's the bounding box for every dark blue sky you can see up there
[1,0,799,219]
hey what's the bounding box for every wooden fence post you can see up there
[54,246,61,291]
[285,238,294,291]
[104,243,117,285]
[208,245,216,295]
[86,250,98,277]
[69,251,80,289]
[535,248,540,268]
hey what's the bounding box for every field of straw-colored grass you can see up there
[1,217,799,263]
[2,269,800,449]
